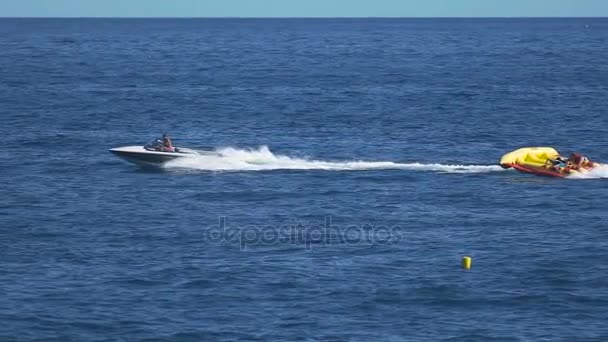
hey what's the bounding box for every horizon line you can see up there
[1,16,607,19]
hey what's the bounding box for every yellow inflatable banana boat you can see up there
[500,147,599,177]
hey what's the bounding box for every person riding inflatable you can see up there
[545,156,568,171]
[567,153,595,170]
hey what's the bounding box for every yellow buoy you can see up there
[461,256,472,270]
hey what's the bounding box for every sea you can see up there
[1,18,608,341]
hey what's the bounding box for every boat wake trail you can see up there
[567,165,608,179]
[163,146,505,173]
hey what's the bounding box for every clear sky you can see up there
[1,0,607,18]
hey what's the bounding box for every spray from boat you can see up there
[567,165,608,179]
[163,145,504,173]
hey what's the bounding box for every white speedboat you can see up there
[110,138,219,167]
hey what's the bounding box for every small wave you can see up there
[163,146,505,173]
[567,165,608,179]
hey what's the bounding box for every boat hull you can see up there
[109,146,186,167]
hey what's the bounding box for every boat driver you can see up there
[161,133,175,152]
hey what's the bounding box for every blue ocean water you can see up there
[1,18,608,341]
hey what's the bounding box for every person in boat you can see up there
[567,153,595,170]
[161,133,175,152]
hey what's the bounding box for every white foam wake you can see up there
[567,165,608,179]
[163,146,505,173]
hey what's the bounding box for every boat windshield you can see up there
[144,138,163,151]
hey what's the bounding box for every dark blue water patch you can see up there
[2,17,608,341]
